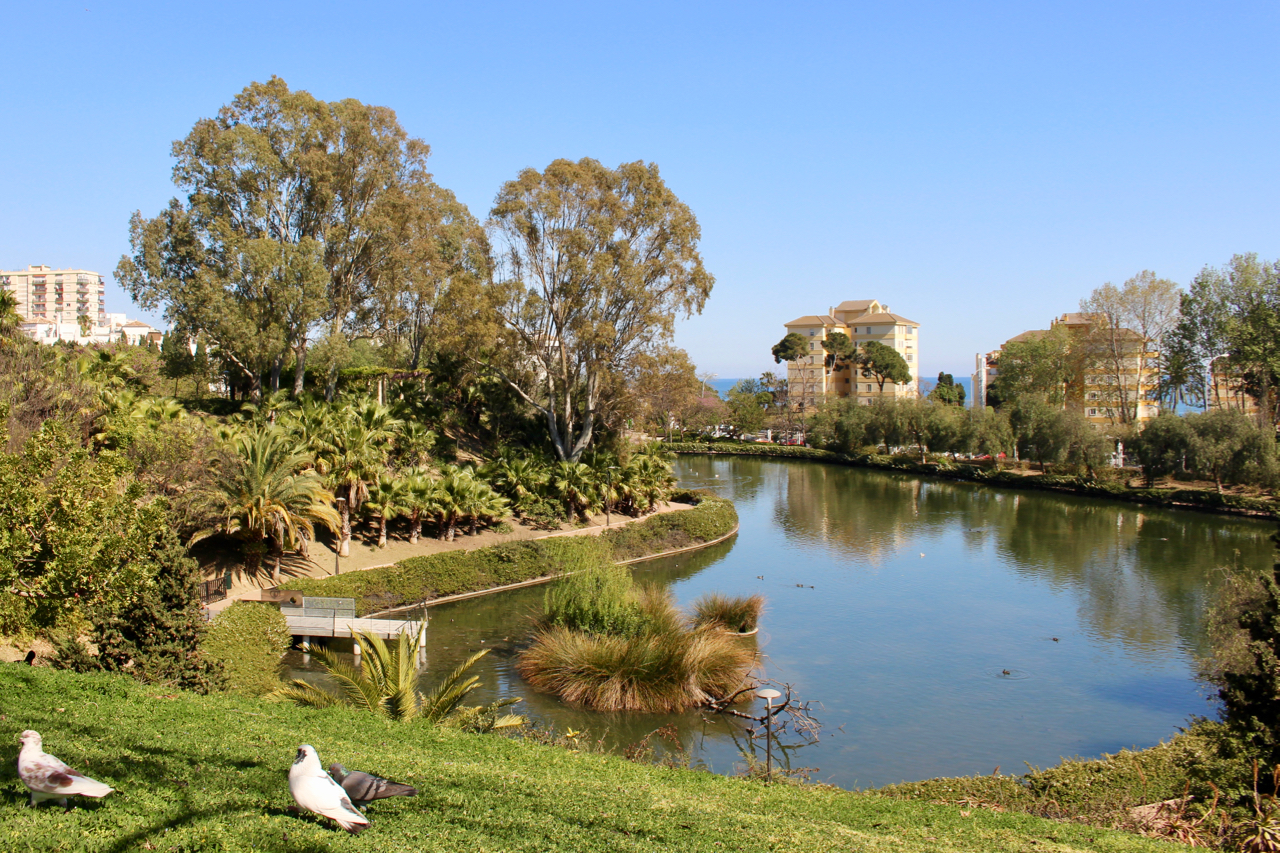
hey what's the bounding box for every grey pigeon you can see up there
[289,745,369,833]
[329,763,418,807]
[17,730,114,807]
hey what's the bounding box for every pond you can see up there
[287,455,1277,790]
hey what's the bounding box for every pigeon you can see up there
[328,763,418,807]
[17,730,114,808]
[289,745,369,834]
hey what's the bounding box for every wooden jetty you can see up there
[279,596,426,658]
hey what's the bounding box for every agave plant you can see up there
[275,625,523,729]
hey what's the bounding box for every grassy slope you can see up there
[0,668,1187,852]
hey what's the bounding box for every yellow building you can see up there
[782,299,920,410]
[976,312,1160,426]
[1,264,106,325]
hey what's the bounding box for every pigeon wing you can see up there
[293,771,369,834]
[341,769,417,804]
[21,752,113,797]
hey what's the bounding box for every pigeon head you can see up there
[18,730,41,748]
[328,763,348,783]
[294,744,322,772]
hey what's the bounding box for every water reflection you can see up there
[288,456,1276,789]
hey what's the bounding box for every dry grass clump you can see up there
[691,593,764,633]
[517,570,758,712]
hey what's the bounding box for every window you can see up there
[906,354,913,362]
[808,329,816,336]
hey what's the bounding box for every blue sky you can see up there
[5,1,1279,380]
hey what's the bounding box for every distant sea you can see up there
[709,375,978,405]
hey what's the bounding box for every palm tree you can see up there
[312,400,400,557]
[0,289,21,338]
[483,453,549,515]
[274,626,523,729]
[365,474,408,548]
[196,425,340,581]
[402,470,441,544]
[551,460,598,521]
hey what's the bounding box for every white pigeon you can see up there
[17,730,114,808]
[288,745,369,834]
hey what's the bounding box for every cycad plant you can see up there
[275,625,523,729]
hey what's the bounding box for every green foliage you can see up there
[275,626,525,730]
[858,340,912,391]
[602,492,738,560]
[542,566,649,638]
[201,602,292,696]
[488,157,714,461]
[1131,413,1193,487]
[0,413,169,633]
[1202,537,1280,803]
[725,378,771,436]
[76,528,224,693]
[771,332,808,364]
[1185,408,1278,492]
[928,372,966,406]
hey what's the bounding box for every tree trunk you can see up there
[293,344,307,397]
[270,357,282,393]
[339,499,352,557]
[410,512,421,544]
[378,518,388,548]
[297,531,309,558]
[446,520,457,542]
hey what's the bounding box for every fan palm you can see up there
[484,454,549,515]
[402,470,441,544]
[274,625,523,729]
[196,425,340,580]
[366,474,408,548]
[313,413,387,556]
[0,289,20,338]
[552,460,598,521]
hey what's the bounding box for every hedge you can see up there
[281,492,738,616]
[201,602,292,696]
[668,442,1279,518]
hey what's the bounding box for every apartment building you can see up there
[1,265,106,325]
[973,312,1160,426]
[782,299,920,410]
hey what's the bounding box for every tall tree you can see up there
[117,77,439,399]
[1080,271,1182,424]
[858,341,911,393]
[487,158,713,460]
[987,325,1081,408]
[630,345,700,440]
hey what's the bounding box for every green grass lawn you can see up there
[0,667,1189,852]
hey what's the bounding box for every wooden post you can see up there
[352,639,361,669]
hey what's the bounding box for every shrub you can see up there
[519,582,758,713]
[542,566,648,638]
[201,602,291,696]
[516,623,756,712]
[691,593,764,633]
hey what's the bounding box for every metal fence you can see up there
[198,576,229,604]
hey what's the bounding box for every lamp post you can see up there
[334,496,347,576]
[700,373,718,399]
[756,687,782,783]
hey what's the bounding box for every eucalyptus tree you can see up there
[487,158,714,461]
[117,77,441,399]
